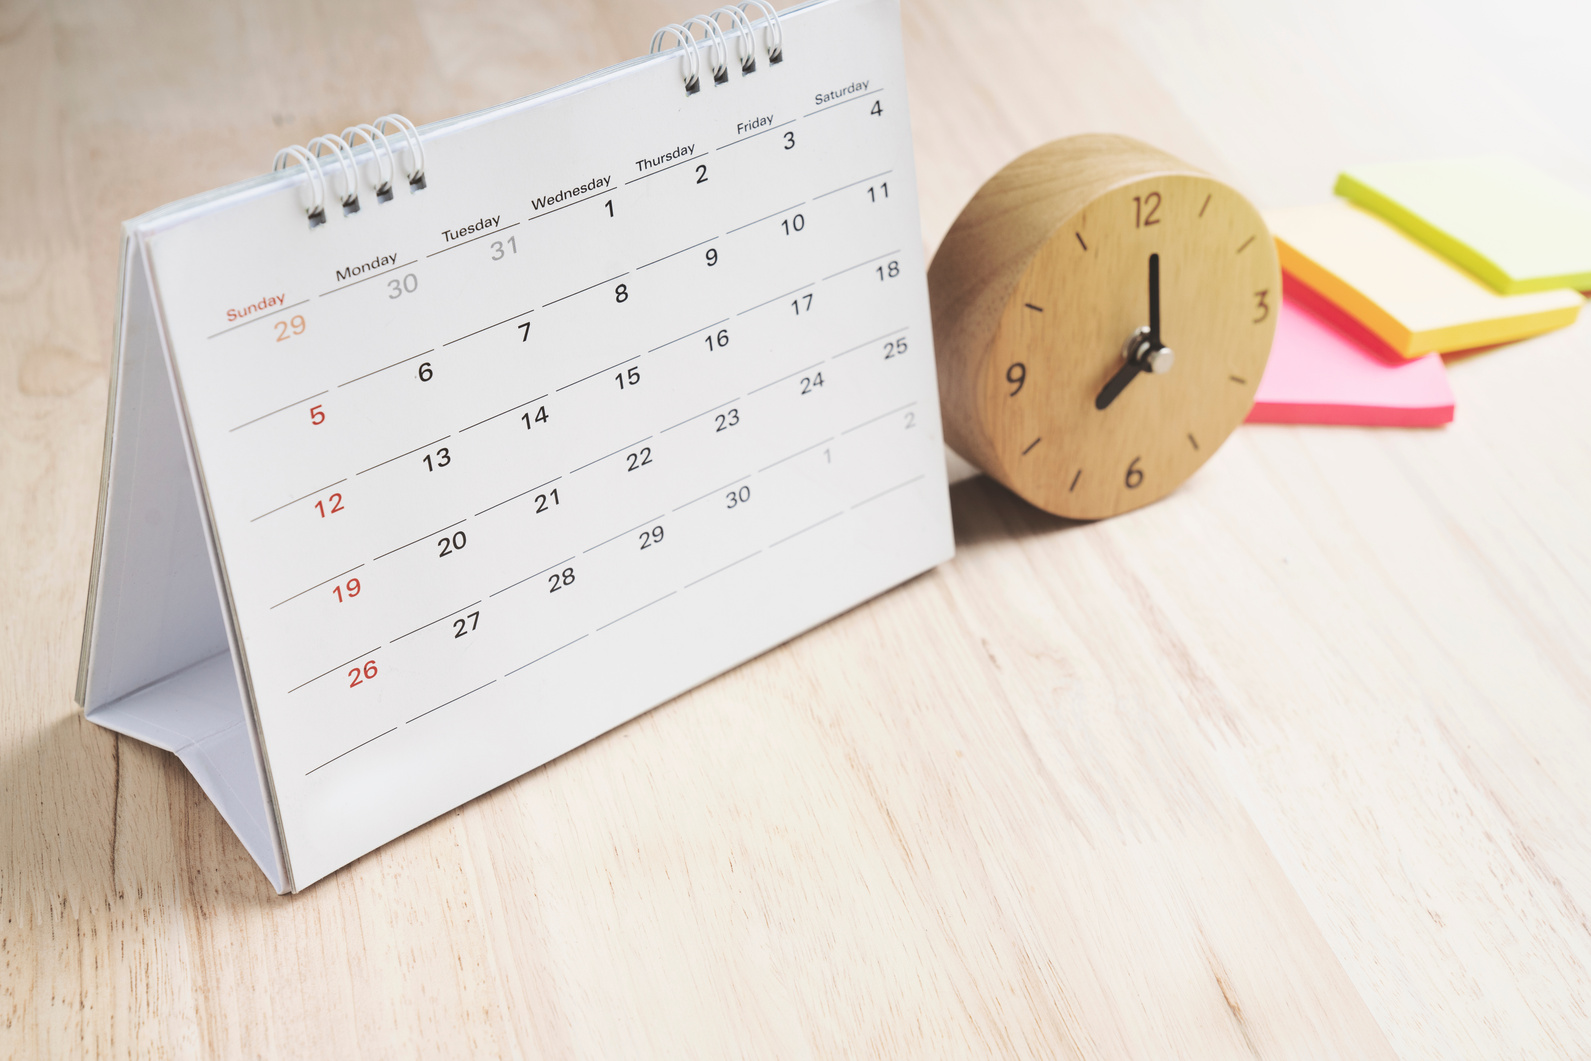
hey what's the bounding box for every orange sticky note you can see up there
[1247,277,1454,427]
[1264,201,1582,357]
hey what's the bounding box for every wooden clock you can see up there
[929,134,1281,519]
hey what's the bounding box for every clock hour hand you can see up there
[1095,253,1173,411]
[1094,358,1147,410]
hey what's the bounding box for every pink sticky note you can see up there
[1247,276,1455,427]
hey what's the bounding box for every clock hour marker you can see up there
[1235,235,1255,254]
[1229,374,1246,384]
[1188,433,1199,450]
[1068,470,1081,492]
[1023,303,1044,312]
[1198,194,1211,218]
[1075,232,1087,251]
[1021,436,1042,455]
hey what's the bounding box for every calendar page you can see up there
[138,0,950,888]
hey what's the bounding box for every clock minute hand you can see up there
[1148,251,1161,349]
[1095,253,1174,411]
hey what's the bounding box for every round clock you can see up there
[929,134,1281,519]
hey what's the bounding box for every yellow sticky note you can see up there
[1264,201,1583,358]
[1336,157,1591,294]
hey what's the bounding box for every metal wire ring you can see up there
[340,123,397,200]
[271,144,328,226]
[711,6,758,73]
[307,134,360,213]
[737,0,783,63]
[682,15,730,85]
[649,22,703,94]
[373,114,426,189]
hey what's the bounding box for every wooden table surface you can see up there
[5,0,1590,1056]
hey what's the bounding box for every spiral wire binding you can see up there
[272,145,330,228]
[650,23,704,94]
[307,134,361,215]
[738,0,783,63]
[374,114,427,190]
[272,113,425,228]
[340,123,398,202]
[712,6,758,73]
[651,1,783,95]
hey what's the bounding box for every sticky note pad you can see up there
[1247,277,1454,428]
[1265,201,1583,357]
[1336,157,1591,294]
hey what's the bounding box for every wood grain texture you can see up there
[4,0,1591,1057]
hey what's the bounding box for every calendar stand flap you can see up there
[88,654,286,893]
[78,235,289,893]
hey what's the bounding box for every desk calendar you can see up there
[77,0,953,892]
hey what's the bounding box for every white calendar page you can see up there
[137,0,950,888]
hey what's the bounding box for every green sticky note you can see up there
[1335,157,1591,295]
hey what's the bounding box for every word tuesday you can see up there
[440,216,502,242]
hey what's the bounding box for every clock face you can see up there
[981,172,1279,519]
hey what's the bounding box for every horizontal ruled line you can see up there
[584,515,664,554]
[595,592,677,631]
[426,223,519,258]
[356,435,448,477]
[229,389,327,433]
[803,88,882,118]
[543,272,628,308]
[460,394,547,432]
[556,355,639,393]
[747,361,823,395]
[637,236,718,271]
[832,326,907,359]
[674,474,750,512]
[726,201,804,235]
[813,169,892,200]
[287,646,381,696]
[443,307,533,347]
[649,317,729,353]
[527,194,609,222]
[490,556,577,599]
[569,435,650,475]
[372,519,465,562]
[318,259,418,297]
[758,437,832,473]
[475,477,559,517]
[206,299,309,340]
[683,551,760,589]
[661,396,738,432]
[841,401,916,435]
[504,635,587,676]
[769,511,844,548]
[338,349,432,388]
[737,282,813,317]
[822,249,900,282]
[407,681,496,724]
[391,600,481,644]
[716,118,795,151]
[624,154,701,185]
[250,478,344,523]
[305,727,396,775]
[269,564,364,610]
[851,474,924,510]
